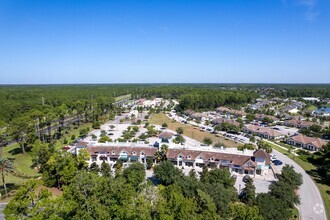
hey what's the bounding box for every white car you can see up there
[270,155,277,161]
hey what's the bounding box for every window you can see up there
[132,151,136,155]
[187,156,191,159]
[112,151,115,155]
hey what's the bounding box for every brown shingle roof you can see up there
[166,149,252,165]
[158,131,175,139]
[216,107,247,116]
[289,135,327,149]
[87,146,157,157]
[253,149,271,165]
[212,118,240,127]
[244,125,285,137]
[284,119,315,128]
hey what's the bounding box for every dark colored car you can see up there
[273,160,283,166]
[242,175,251,183]
[62,146,70,150]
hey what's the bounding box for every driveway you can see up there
[272,149,327,220]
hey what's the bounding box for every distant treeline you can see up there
[1,83,329,124]
[268,84,330,98]
[0,84,258,124]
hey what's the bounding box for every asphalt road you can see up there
[272,149,327,220]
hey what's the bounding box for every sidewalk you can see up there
[264,139,299,156]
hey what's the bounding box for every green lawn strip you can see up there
[290,207,299,220]
[274,141,294,150]
[266,141,330,219]
[149,113,242,148]
[54,123,92,150]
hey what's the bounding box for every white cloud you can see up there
[297,0,320,22]
[298,0,316,7]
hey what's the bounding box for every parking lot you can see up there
[221,132,250,144]
[271,125,299,136]
[234,172,275,194]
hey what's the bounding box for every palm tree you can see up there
[0,157,14,194]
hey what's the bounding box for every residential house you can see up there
[216,107,247,117]
[281,101,306,114]
[211,118,240,127]
[253,149,271,175]
[158,131,175,143]
[254,114,278,122]
[283,119,315,129]
[243,125,285,140]
[286,134,327,151]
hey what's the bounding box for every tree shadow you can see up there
[8,147,23,155]
[147,176,160,186]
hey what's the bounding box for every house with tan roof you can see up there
[87,145,158,165]
[254,114,278,122]
[166,148,270,176]
[286,134,327,151]
[243,125,285,140]
[211,118,240,127]
[283,119,315,129]
[84,144,271,176]
[253,149,271,175]
[216,107,247,117]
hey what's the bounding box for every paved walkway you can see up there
[264,139,299,156]
[0,203,7,220]
[272,149,327,220]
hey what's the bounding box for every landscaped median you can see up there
[264,140,330,220]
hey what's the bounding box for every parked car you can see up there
[108,133,114,136]
[270,155,277,161]
[63,146,70,150]
[242,175,251,183]
[273,160,283,166]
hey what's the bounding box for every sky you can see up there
[0,0,329,84]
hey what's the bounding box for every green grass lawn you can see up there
[274,141,294,150]
[1,143,40,201]
[54,123,92,150]
[266,141,330,219]
[307,105,317,111]
[149,113,242,148]
[0,122,92,201]
[290,207,299,220]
